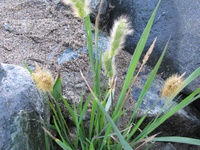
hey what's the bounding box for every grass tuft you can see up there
[28,0,200,149]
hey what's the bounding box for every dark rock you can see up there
[90,0,109,16]
[60,0,111,27]
[0,63,49,150]
[108,0,200,94]
[90,0,112,28]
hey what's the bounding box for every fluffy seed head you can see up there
[161,73,185,97]
[32,62,54,92]
[63,0,90,18]
[103,51,116,81]
[109,16,133,57]
[103,16,133,85]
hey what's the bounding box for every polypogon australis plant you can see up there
[27,0,200,149]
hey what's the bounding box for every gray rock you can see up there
[57,32,109,64]
[51,0,60,4]
[3,22,12,32]
[60,0,111,26]
[90,0,112,28]
[90,0,109,15]
[0,63,49,150]
[58,48,80,64]
[109,0,200,94]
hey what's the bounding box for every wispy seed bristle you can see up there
[161,73,185,97]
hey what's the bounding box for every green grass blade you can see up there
[113,0,162,117]
[44,132,51,150]
[55,139,72,150]
[79,94,92,124]
[60,96,76,122]
[72,104,80,149]
[48,99,71,144]
[89,141,95,150]
[99,100,125,149]
[78,92,84,112]
[43,126,72,150]
[94,49,102,101]
[53,116,68,145]
[153,137,200,146]
[183,67,200,86]
[126,114,148,141]
[94,0,104,98]
[84,15,95,74]
[24,63,32,74]
[52,76,62,100]
[52,98,70,139]
[89,99,97,140]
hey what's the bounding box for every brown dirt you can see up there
[0,0,86,67]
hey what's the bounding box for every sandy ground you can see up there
[0,0,86,67]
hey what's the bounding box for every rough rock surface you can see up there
[108,0,200,94]
[90,0,111,28]
[0,63,49,150]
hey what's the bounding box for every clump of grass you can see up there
[28,0,200,149]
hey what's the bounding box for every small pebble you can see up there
[3,23,12,31]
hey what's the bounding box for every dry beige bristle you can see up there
[32,62,54,92]
[142,37,157,64]
[161,72,185,97]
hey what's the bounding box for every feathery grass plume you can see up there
[32,62,54,92]
[109,16,133,57]
[161,72,185,97]
[62,0,90,19]
[103,51,115,84]
[142,37,157,64]
[103,16,133,85]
